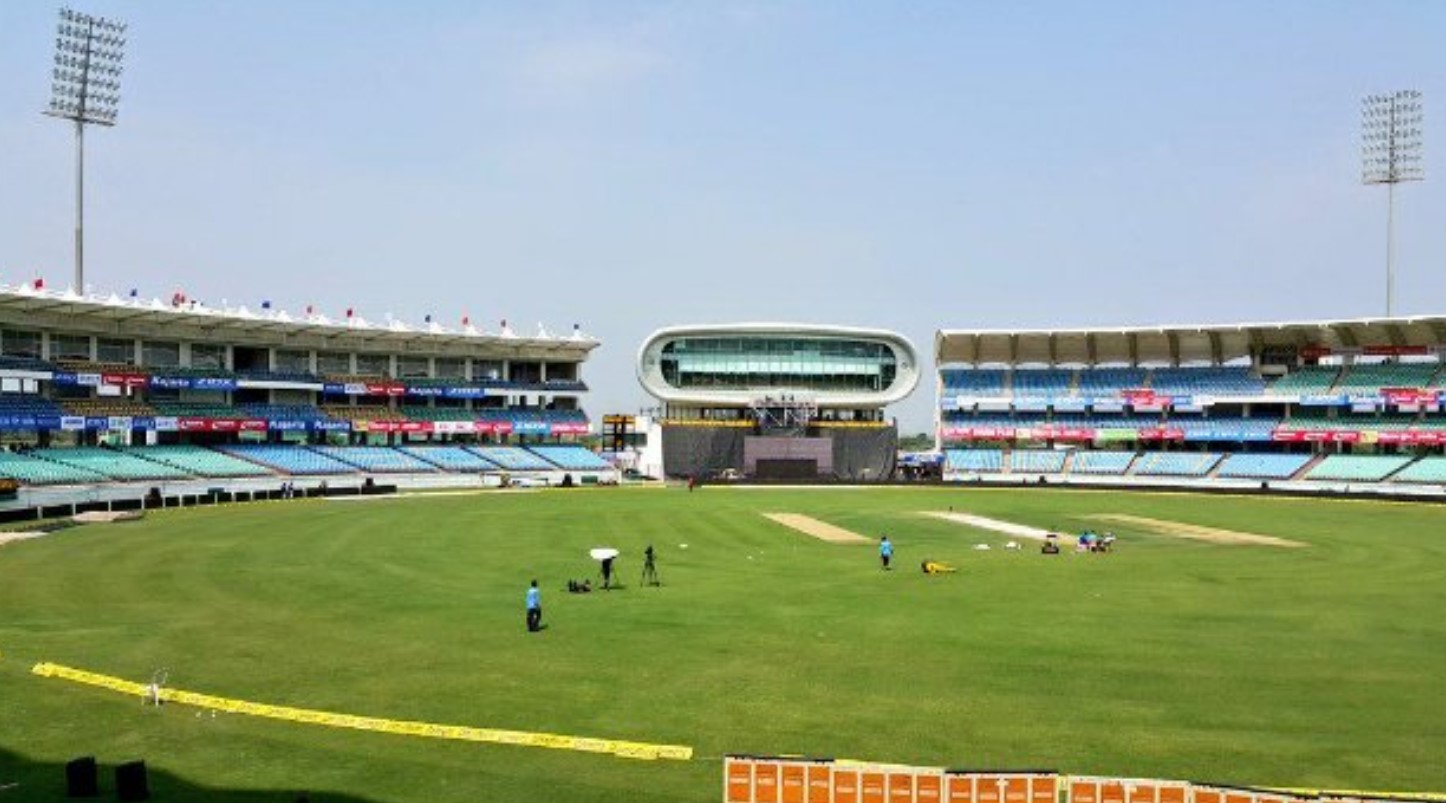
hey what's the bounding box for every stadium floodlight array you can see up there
[44,7,128,295]
[1361,90,1424,317]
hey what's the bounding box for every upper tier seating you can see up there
[34,447,191,481]
[1171,417,1280,440]
[0,395,64,417]
[1009,449,1067,473]
[150,366,236,379]
[467,446,554,471]
[152,401,242,418]
[1216,453,1313,479]
[397,446,497,471]
[940,369,1008,396]
[1269,367,1340,395]
[1070,451,1135,474]
[322,405,404,422]
[0,451,107,485]
[124,445,273,477]
[401,406,477,422]
[1335,363,1439,395]
[242,404,329,422]
[310,446,435,473]
[236,370,320,384]
[529,445,611,470]
[0,355,58,372]
[61,398,156,417]
[218,445,358,475]
[55,360,138,374]
[1011,369,1073,397]
[1077,368,1147,396]
[944,449,1004,472]
[1133,452,1223,477]
[1391,457,1446,484]
[1304,455,1411,482]
[1149,367,1265,396]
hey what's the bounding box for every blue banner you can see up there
[1300,394,1347,407]
[442,386,487,399]
[511,420,551,435]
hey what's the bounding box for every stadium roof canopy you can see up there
[936,315,1446,366]
[0,284,598,359]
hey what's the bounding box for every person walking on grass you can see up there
[526,580,542,632]
[880,536,894,570]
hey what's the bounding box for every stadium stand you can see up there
[467,446,554,471]
[1133,452,1223,477]
[397,446,497,471]
[34,447,192,481]
[151,401,243,418]
[322,404,405,422]
[1077,367,1147,396]
[61,398,156,417]
[1334,363,1439,394]
[218,445,359,475]
[0,355,58,371]
[0,451,108,484]
[529,445,611,470]
[1149,367,1265,395]
[1008,449,1067,473]
[1215,453,1314,480]
[1390,457,1446,484]
[401,406,478,421]
[0,395,64,418]
[1010,369,1073,397]
[1304,455,1412,482]
[944,449,1004,472]
[124,445,273,478]
[236,369,320,384]
[1268,367,1340,395]
[310,446,436,473]
[940,368,1008,396]
[1069,451,1136,474]
[241,404,330,422]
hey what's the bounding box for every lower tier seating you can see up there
[529,445,611,470]
[1009,449,1067,473]
[1133,452,1223,477]
[1304,455,1411,482]
[1069,451,1135,474]
[124,445,273,477]
[1215,453,1313,480]
[944,449,1003,472]
[218,445,358,475]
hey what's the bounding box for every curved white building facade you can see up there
[637,323,919,415]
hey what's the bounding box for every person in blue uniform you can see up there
[526,580,542,632]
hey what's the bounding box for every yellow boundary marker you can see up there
[31,662,692,762]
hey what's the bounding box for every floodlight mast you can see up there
[44,7,127,294]
[1361,90,1424,318]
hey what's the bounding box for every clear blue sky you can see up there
[2,2,1443,431]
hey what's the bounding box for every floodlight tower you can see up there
[44,7,127,294]
[1361,90,1424,317]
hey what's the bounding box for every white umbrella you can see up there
[589,548,620,561]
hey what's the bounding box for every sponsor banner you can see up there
[430,420,477,435]
[101,373,150,389]
[1350,397,1381,413]
[1052,397,1088,413]
[443,386,487,399]
[360,420,434,434]
[1272,428,1362,444]
[150,376,238,391]
[107,416,133,431]
[1300,394,1347,406]
[1378,430,1445,446]
[61,415,86,431]
[1172,396,1203,413]
[511,420,552,436]
[1013,396,1049,412]
[977,399,1012,412]
[1382,388,1440,406]
[941,426,1014,440]
[1095,428,1137,442]
[1122,389,1160,407]
[269,419,310,432]
[154,416,179,432]
[131,417,156,430]
[1364,345,1431,356]
[405,386,444,397]
[0,369,54,382]
[85,416,110,430]
[236,380,323,391]
[1091,398,1125,413]
[0,415,41,430]
[550,422,590,435]
[1133,402,1167,413]
[313,419,352,432]
[489,420,514,435]
[368,383,407,397]
[1137,427,1186,441]
[322,383,349,395]
[949,395,977,411]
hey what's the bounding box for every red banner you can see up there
[1272,428,1362,443]
[940,426,1016,441]
[102,372,150,389]
[1137,427,1185,441]
[1364,345,1431,356]
[1378,430,1445,445]
[550,422,590,435]
[176,417,268,433]
[1381,387,1440,405]
[1122,389,1159,406]
[366,383,407,397]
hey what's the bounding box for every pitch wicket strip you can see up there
[31,662,693,762]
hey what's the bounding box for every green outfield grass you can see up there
[2,486,1444,802]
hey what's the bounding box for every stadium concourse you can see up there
[0,282,617,514]
[934,315,1446,499]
